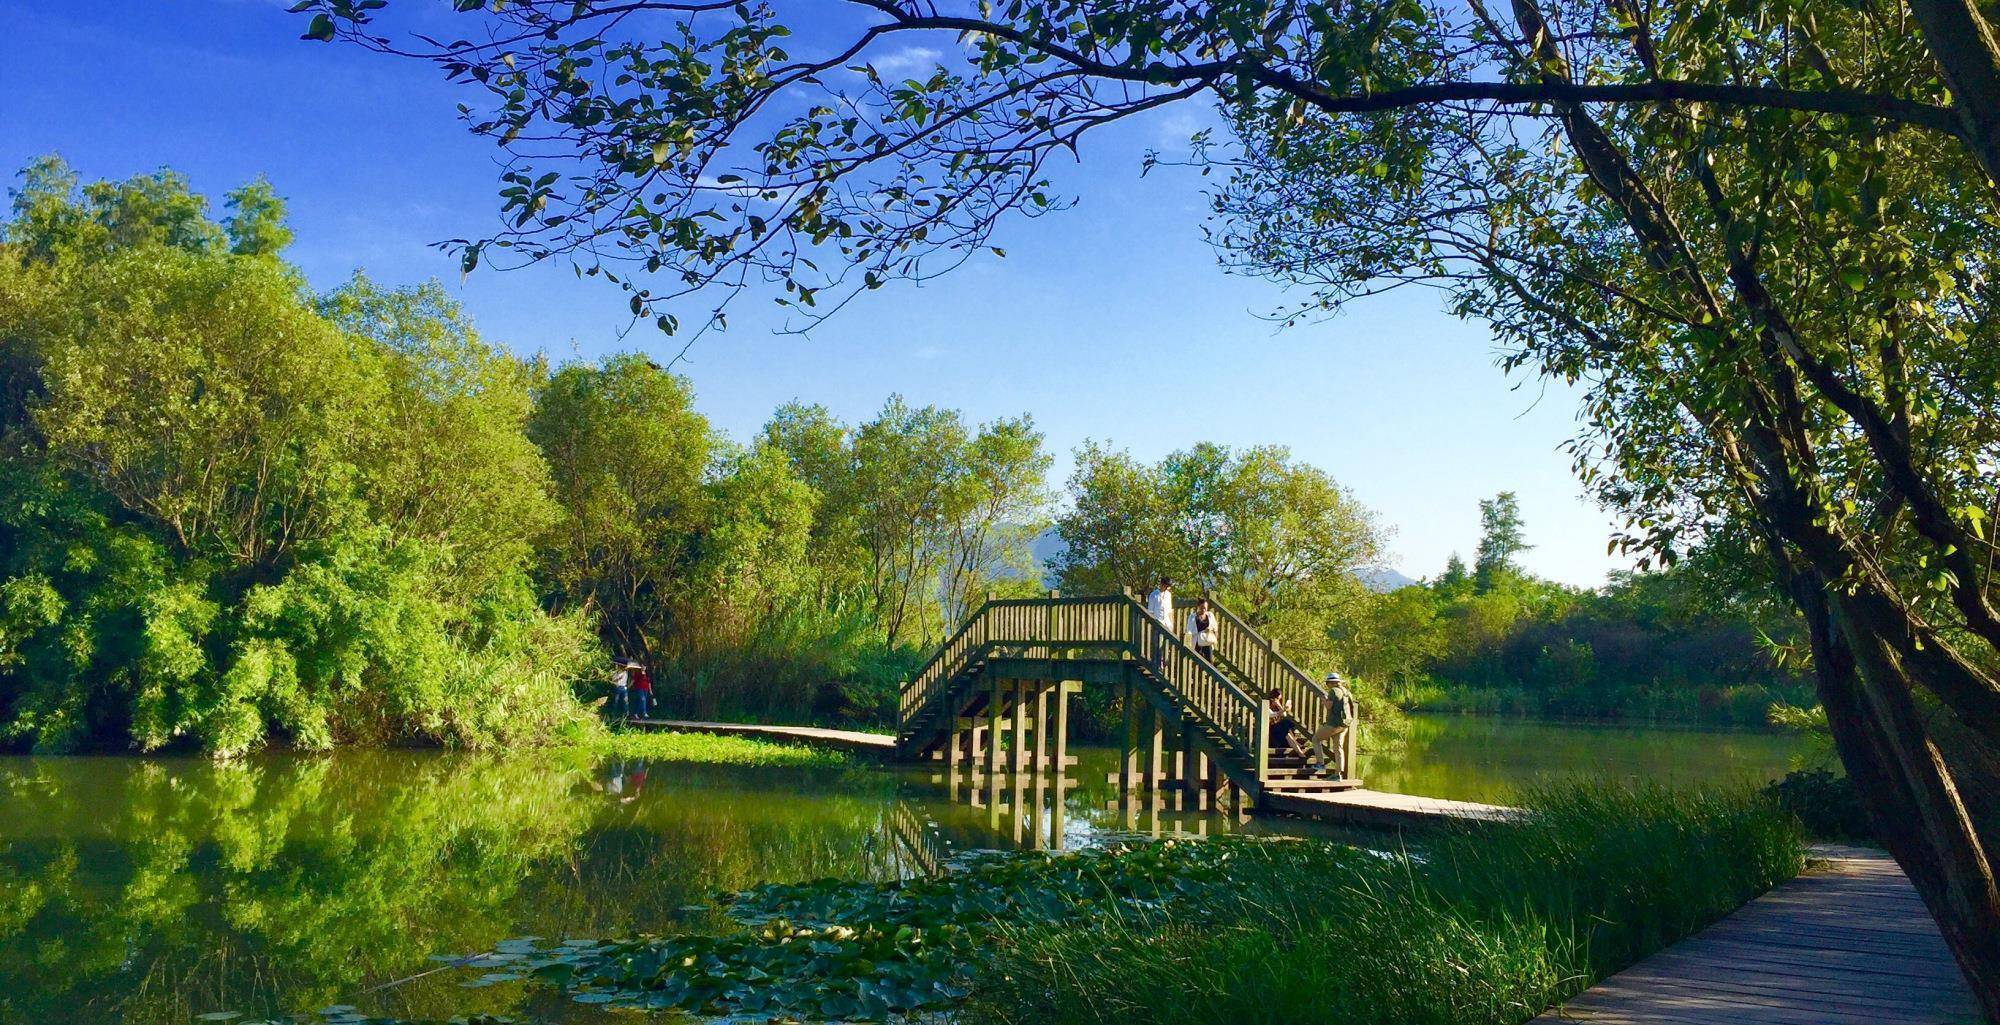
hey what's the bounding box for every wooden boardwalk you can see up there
[630,719,896,755]
[1532,846,1978,1025]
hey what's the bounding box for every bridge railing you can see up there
[1126,598,1268,777]
[1197,596,1330,735]
[898,595,1134,735]
[899,594,1274,784]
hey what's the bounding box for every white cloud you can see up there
[869,46,944,75]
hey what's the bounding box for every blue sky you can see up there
[2,1,1631,586]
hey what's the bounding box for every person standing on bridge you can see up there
[1146,577,1175,631]
[1186,598,1218,662]
[1145,578,1175,667]
[1308,671,1358,779]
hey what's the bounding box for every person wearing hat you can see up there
[1308,671,1358,779]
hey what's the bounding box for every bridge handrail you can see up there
[899,604,991,730]
[1197,595,1330,734]
[1122,596,1269,778]
[898,594,1276,784]
[898,595,1136,732]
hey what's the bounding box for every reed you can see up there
[969,782,1806,1025]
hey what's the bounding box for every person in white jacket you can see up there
[1185,598,1219,662]
[1145,577,1175,630]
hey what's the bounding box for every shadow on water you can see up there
[0,715,1802,1023]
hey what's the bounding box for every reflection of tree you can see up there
[0,753,597,1024]
[0,755,924,1025]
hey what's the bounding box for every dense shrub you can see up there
[1765,768,1873,842]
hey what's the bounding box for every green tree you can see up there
[305,1,2000,1003]
[527,354,713,660]
[1436,553,1472,599]
[222,177,293,257]
[1473,492,1531,593]
[1053,440,1384,653]
[0,159,599,754]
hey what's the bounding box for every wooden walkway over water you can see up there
[1532,846,1978,1025]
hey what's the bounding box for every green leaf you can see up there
[301,13,335,41]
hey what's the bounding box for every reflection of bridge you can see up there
[896,593,1361,807]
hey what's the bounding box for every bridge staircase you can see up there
[895,593,1356,802]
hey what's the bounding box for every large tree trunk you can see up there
[1782,556,2000,1020]
[1909,0,2000,190]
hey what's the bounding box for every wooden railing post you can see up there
[1253,700,1271,788]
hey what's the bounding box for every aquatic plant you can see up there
[421,783,1803,1024]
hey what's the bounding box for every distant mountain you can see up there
[1030,528,1067,585]
[1030,528,1418,593]
[1355,566,1419,592]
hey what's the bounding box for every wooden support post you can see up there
[1179,723,1199,806]
[1012,772,1027,845]
[986,762,1003,831]
[1011,678,1028,773]
[987,679,1003,778]
[1031,770,1047,849]
[1053,681,1072,779]
[1344,722,1360,782]
[946,707,962,775]
[1034,682,1049,773]
[1051,773,1069,850]
[1253,699,1271,790]
[1146,705,1164,795]
[1119,676,1136,797]
[1198,751,1214,811]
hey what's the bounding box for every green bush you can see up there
[1765,768,1873,841]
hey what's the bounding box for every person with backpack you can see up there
[1308,671,1358,779]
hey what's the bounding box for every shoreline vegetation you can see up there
[581,729,853,768]
[214,783,1806,1025]
[0,163,1814,757]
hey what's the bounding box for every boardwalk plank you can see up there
[1532,850,1978,1025]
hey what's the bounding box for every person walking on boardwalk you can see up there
[1309,671,1358,779]
[608,660,633,720]
[631,660,653,720]
[1186,598,1218,662]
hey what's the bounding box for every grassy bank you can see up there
[1392,678,1813,729]
[440,782,1802,1024]
[575,729,852,768]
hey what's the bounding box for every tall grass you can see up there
[969,783,1806,1025]
[652,602,926,727]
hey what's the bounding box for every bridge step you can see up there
[1262,777,1366,792]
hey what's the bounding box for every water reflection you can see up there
[0,717,1803,1024]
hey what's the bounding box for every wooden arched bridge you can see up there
[895,592,1361,805]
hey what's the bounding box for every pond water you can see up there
[0,715,1806,1024]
